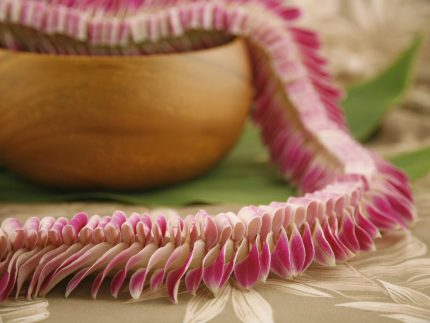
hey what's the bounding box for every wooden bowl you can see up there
[0,39,252,190]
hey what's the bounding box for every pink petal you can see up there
[156,215,167,238]
[202,245,224,293]
[15,246,55,297]
[40,243,114,296]
[259,236,271,282]
[0,249,27,300]
[150,268,165,291]
[33,243,88,297]
[166,250,194,303]
[110,243,158,298]
[48,217,68,246]
[234,242,260,289]
[108,242,143,297]
[354,208,380,238]
[321,218,352,261]
[1,219,26,251]
[38,217,56,247]
[27,244,69,298]
[24,217,39,250]
[338,213,360,253]
[128,242,174,299]
[185,267,203,295]
[203,216,218,250]
[301,222,315,271]
[129,268,148,300]
[312,220,335,266]
[289,224,306,275]
[270,229,291,278]
[74,242,128,298]
[67,242,135,298]
[0,229,10,260]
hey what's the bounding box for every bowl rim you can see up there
[0,36,240,60]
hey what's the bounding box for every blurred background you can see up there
[293,0,430,156]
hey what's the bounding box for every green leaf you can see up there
[342,36,422,141]
[390,146,430,181]
[0,123,295,206]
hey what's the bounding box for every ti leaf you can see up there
[343,36,422,141]
[390,146,430,181]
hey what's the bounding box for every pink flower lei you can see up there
[0,0,415,303]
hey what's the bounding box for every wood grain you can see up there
[0,39,252,189]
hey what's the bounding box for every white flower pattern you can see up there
[0,299,49,323]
